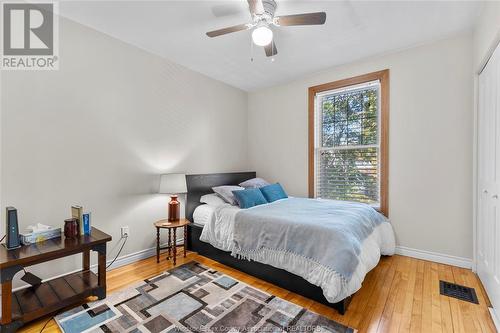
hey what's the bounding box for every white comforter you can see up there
[199,199,395,302]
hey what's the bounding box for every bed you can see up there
[185,171,395,314]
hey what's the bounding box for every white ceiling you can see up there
[59,1,482,91]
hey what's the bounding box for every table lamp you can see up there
[159,173,187,222]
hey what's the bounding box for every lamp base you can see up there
[168,195,180,222]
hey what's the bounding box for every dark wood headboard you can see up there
[185,172,256,221]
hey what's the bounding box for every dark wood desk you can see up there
[0,228,111,333]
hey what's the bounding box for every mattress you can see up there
[199,198,395,303]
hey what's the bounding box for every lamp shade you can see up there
[159,173,187,194]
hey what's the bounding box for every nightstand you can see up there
[154,218,190,265]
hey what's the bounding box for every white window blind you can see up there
[314,80,381,207]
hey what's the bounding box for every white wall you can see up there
[248,33,473,259]
[473,1,500,72]
[1,17,248,286]
[0,11,482,287]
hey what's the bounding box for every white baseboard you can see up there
[396,246,473,269]
[99,245,157,271]
[10,240,180,293]
[8,242,473,294]
[87,238,184,272]
[489,307,500,332]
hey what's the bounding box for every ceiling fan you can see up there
[206,0,326,57]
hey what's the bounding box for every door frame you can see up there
[473,39,500,274]
[473,39,500,331]
[473,72,479,273]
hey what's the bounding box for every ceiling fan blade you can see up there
[248,0,264,15]
[275,12,327,26]
[206,24,250,37]
[264,41,277,57]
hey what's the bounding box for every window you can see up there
[308,70,389,216]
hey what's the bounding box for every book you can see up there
[82,212,91,235]
[71,205,83,235]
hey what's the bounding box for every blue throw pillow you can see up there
[232,188,268,209]
[260,183,288,202]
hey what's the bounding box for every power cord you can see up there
[39,314,55,332]
[106,235,128,270]
[38,236,128,331]
[0,234,127,332]
[0,235,32,275]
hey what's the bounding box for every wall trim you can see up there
[489,308,500,332]
[8,243,472,294]
[10,240,181,293]
[307,69,390,217]
[396,246,472,269]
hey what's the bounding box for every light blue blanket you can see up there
[231,197,388,282]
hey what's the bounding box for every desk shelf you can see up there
[0,228,111,333]
[9,270,99,324]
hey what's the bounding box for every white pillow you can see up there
[200,193,227,207]
[212,185,244,205]
[239,177,270,189]
[193,204,215,225]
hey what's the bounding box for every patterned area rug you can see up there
[55,261,355,333]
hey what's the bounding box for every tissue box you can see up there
[20,228,61,245]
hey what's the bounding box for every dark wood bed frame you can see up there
[185,171,351,315]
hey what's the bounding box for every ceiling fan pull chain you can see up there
[271,39,275,62]
[250,36,254,62]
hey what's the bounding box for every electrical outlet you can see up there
[121,226,129,238]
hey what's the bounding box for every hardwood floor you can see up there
[19,251,496,333]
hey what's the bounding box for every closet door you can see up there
[478,43,500,313]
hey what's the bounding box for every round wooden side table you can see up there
[154,218,190,265]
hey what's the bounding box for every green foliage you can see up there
[318,88,379,204]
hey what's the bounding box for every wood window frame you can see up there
[308,69,390,217]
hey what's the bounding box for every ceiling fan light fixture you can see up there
[252,25,273,46]
[206,1,326,58]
